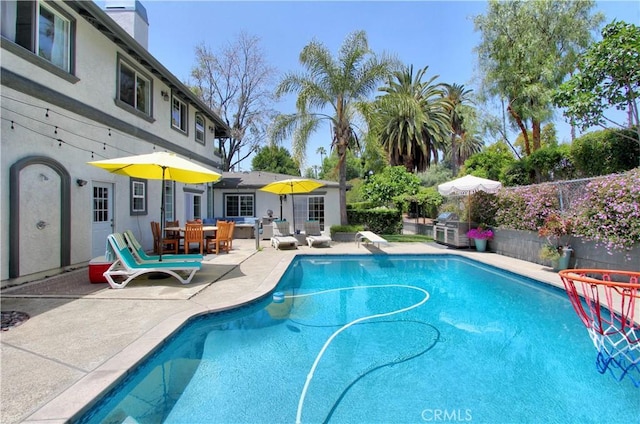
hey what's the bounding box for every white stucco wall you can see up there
[1,2,222,283]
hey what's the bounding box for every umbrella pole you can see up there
[159,167,166,261]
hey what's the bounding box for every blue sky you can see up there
[119,1,639,171]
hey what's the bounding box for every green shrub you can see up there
[347,207,403,234]
[571,128,639,177]
[329,224,364,237]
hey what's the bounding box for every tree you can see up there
[475,0,603,155]
[320,149,363,182]
[554,21,640,153]
[444,83,475,174]
[462,141,516,182]
[316,146,327,163]
[368,65,452,172]
[271,30,397,224]
[362,166,421,207]
[251,145,300,175]
[190,32,277,171]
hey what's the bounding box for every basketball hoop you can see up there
[559,269,640,387]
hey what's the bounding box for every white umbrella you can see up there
[437,175,502,227]
[437,175,502,196]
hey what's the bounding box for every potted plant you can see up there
[467,225,494,252]
[538,213,573,271]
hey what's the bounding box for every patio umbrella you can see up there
[437,175,502,225]
[259,178,324,232]
[88,151,221,260]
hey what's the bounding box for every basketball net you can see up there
[559,269,640,388]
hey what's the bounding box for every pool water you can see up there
[77,255,638,423]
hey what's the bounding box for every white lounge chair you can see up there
[355,230,388,248]
[271,221,298,250]
[104,233,201,289]
[123,230,203,263]
[304,220,332,247]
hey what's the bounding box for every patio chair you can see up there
[123,230,203,263]
[165,220,184,249]
[150,221,180,255]
[184,222,205,255]
[206,221,232,254]
[271,220,298,250]
[104,233,201,289]
[304,220,332,248]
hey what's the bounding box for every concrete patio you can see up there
[1,238,568,424]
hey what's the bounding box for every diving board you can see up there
[355,231,388,248]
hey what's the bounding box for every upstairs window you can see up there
[195,114,205,144]
[172,96,187,133]
[130,178,147,215]
[118,59,151,116]
[2,0,74,74]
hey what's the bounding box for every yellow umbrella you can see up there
[89,151,222,259]
[259,178,325,232]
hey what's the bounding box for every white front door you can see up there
[91,182,113,258]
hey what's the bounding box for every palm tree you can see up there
[271,31,396,224]
[369,65,451,172]
[444,83,475,174]
[316,146,326,163]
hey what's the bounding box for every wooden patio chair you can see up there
[151,221,179,254]
[206,221,232,254]
[184,222,204,255]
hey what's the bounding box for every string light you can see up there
[54,126,58,134]
[11,120,14,129]
[45,108,49,117]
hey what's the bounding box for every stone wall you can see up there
[492,229,639,272]
[403,222,638,271]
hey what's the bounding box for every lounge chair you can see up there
[355,230,388,248]
[304,220,332,247]
[104,233,201,289]
[271,221,298,250]
[123,230,203,262]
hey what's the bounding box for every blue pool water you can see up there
[77,255,638,423]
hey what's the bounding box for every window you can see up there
[308,196,325,229]
[118,59,151,116]
[225,194,255,217]
[130,178,147,215]
[163,181,174,222]
[195,114,205,144]
[172,96,187,133]
[2,0,74,74]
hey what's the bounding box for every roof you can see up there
[214,171,341,190]
[64,1,230,138]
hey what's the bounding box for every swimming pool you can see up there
[76,255,638,423]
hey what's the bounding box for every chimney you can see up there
[103,0,149,50]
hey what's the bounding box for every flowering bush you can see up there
[571,169,640,252]
[494,184,559,231]
[467,227,494,240]
[538,213,573,248]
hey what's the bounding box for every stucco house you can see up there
[212,171,340,238]
[0,0,233,284]
[1,0,339,286]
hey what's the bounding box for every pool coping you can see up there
[10,241,616,423]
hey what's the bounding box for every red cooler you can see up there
[89,256,112,283]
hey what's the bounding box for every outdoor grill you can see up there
[434,212,472,248]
